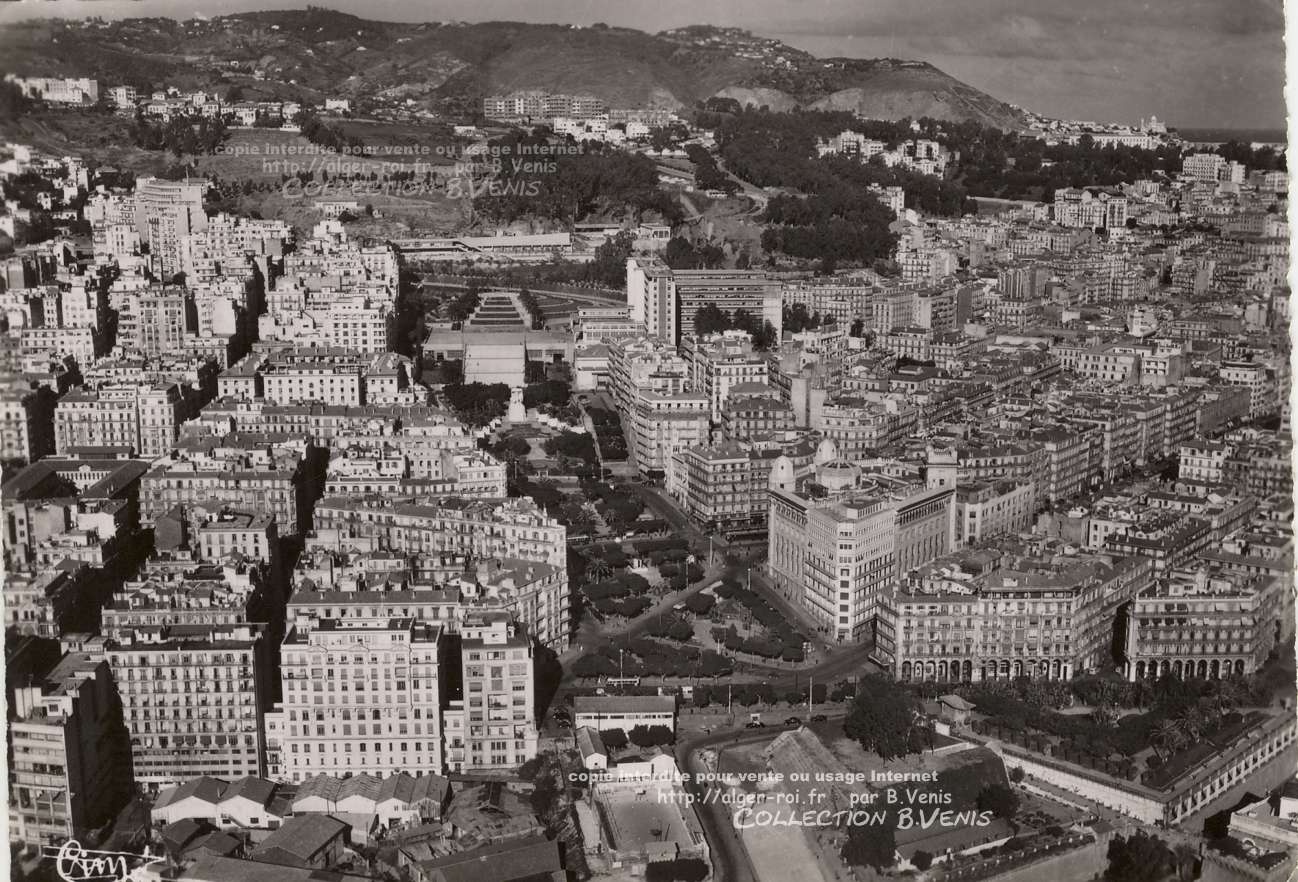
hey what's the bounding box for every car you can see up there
[745,721,766,729]
[785,716,803,727]
[809,714,828,723]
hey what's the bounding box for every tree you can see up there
[841,818,897,870]
[844,675,920,760]
[585,557,614,585]
[602,728,628,750]
[976,784,1020,819]
[1105,832,1176,882]
[912,850,933,871]
[1009,766,1025,783]
[685,593,716,616]
[849,317,865,337]
[751,320,778,351]
[694,303,730,336]
[590,231,635,287]
[783,302,816,334]
[629,725,657,748]
[647,725,675,746]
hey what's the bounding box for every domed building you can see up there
[815,457,860,492]
[768,454,797,492]
[814,438,839,467]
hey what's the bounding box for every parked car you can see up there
[745,721,766,729]
[785,716,803,727]
[809,714,828,723]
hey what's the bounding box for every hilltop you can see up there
[0,12,1028,129]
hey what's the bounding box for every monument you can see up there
[506,385,527,424]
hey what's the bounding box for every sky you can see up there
[1,0,1287,129]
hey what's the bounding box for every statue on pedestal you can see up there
[506,385,527,423]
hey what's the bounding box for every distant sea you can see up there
[1177,127,1287,145]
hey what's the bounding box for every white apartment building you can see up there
[311,496,567,569]
[262,363,365,406]
[443,614,538,773]
[1178,439,1232,484]
[267,619,443,783]
[769,479,956,643]
[134,177,209,279]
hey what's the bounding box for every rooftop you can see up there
[574,695,675,714]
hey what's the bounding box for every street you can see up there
[674,709,852,882]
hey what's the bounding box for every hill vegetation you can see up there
[0,13,1026,127]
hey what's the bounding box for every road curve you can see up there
[674,711,850,882]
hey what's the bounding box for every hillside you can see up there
[0,13,1027,129]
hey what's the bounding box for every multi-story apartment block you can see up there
[915,287,957,332]
[682,331,769,421]
[781,280,875,325]
[288,556,567,651]
[179,212,292,282]
[671,443,765,535]
[140,436,322,534]
[324,446,506,498]
[878,542,1154,682]
[266,618,443,782]
[1,457,151,573]
[668,433,823,535]
[104,624,270,789]
[53,387,139,454]
[1183,152,1227,183]
[631,391,710,476]
[626,258,781,345]
[308,499,569,646]
[720,393,794,442]
[4,75,99,104]
[1125,564,1284,682]
[1053,188,1129,229]
[606,336,691,414]
[311,494,566,566]
[117,286,194,358]
[443,613,538,773]
[815,395,918,463]
[261,361,365,407]
[195,512,278,566]
[8,648,133,850]
[133,177,209,279]
[0,382,56,463]
[768,475,956,643]
[100,559,272,640]
[954,480,1036,545]
[1179,439,1232,484]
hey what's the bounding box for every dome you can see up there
[769,455,795,490]
[816,458,860,491]
[814,438,839,466]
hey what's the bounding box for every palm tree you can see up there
[585,557,613,585]
[1152,719,1184,760]
[1176,710,1207,745]
[1216,677,1249,711]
